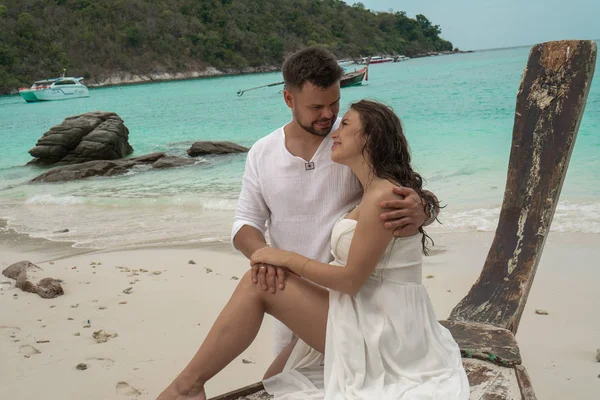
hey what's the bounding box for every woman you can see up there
[158,100,469,399]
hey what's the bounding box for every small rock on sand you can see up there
[242,359,255,364]
[205,268,213,274]
[68,317,74,320]
[152,271,162,275]
[119,301,127,305]
[74,332,80,336]
[535,309,549,315]
[231,276,239,280]
[76,363,88,370]
[426,275,434,279]
[596,348,600,362]
[123,287,133,294]
[93,330,118,344]
[99,306,107,310]
[71,304,79,308]
[36,340,50,344]
[188,260,196,265]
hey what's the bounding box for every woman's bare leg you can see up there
[157,270,328,399]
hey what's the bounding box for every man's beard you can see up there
[298,117,335,137]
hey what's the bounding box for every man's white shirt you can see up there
[232,119,362,354]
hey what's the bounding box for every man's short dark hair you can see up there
[282,47,344,91]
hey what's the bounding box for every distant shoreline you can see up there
[3,65,280,96]
[3,50,475,96]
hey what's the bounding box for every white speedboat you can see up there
[19,73,90,102]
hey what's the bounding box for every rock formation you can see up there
[28,111,133,166]
[187,141,249,156]
[2,261,64,299]
[30,152,198,183]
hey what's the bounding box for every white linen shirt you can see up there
[232,120,362,355]
[232,119,362,264]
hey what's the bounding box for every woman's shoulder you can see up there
[363,179,399,204]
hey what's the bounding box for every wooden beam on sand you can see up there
[449,40,597,334]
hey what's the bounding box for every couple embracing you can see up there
[158,47,469,400]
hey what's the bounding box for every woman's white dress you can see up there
[263,217,470,399]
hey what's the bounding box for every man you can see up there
[232,47,438,358]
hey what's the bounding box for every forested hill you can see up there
[0,0,453,93]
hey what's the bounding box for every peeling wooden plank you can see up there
[449,40,597,333]
[209,360,526,400]
[440,320,522,366]
[515,365,538,400]
[464,359,523,400]
[209,382,267,400]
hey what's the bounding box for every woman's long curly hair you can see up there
[350,100,437,254]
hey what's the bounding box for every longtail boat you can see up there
[340,66,368,88]
[217,39,597,399]
[237,67,368,96]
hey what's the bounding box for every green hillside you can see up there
[0,0,453,93]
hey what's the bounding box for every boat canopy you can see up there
[33,79,59,85]
[33,77,84,85]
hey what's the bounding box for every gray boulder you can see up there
[151,156,197,169]
[30,152,198,183]
[28,111,133,166]
[187,141,248,157]
[2,261,42,280]
[2,261,64,299]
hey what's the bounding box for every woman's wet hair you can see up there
[350,100,438,254]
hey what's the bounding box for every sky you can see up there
[343,0,600,50]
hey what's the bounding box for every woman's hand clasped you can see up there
[250,247,291,268]
[250,248,295,293]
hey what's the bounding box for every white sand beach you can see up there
[1,231,599,399]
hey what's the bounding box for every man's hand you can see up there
[251,263,287,293]
[379,186,428,237]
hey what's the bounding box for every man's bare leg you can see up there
[263,337,299,380]
[157,270,328,400]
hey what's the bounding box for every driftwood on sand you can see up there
[208,40,597,400]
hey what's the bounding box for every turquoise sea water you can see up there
[0,45,599,249]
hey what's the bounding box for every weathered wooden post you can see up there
[209,40,597,400]
[443,39,596,399]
